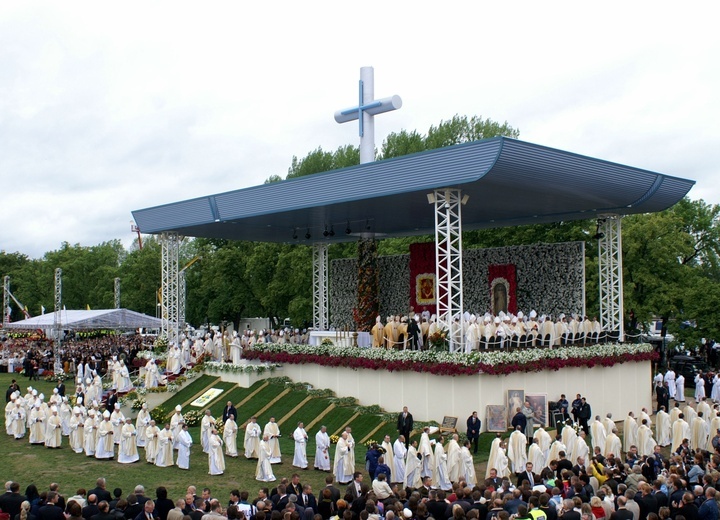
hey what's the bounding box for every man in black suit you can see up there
[37,492,66,520]
[287,475,303,497]
[397,407,413,448]
[299,485,316,514]
[133,500,159,520]
[222,401,237,425]
[5,380,20,402]
[90,501,116,520]
[466,411,481,454]
[322,476,340,504]
[83,495,101,520]
[516,462,540,488]
[0,482,27,520]
[89,479,112,504]
[559,499,581,520]
[55,381,66,398]
[105,390,118,413]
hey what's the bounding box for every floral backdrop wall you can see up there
[330,242,584,327]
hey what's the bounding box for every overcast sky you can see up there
[1,2,718,258]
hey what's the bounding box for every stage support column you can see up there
[313,243,329,331]
[53,268,62,373]
[160,231,181,344]
[2,276,9,327]
[356,235,379,332]
[430,188,468,352]
[598,215,624,342]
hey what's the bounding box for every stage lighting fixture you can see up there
[329,225,335,237]
[305,229,311,240]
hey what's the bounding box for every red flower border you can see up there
[243,349,658,377]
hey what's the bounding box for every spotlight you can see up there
[323,225,329,238]
[365,219,371,231]
[292,229,298,240]
[329,225,335,237]
[305,229,311,240]
[345,221,352,235]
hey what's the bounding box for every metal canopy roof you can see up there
[132,137,695,243]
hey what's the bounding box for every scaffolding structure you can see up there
[114,277,121,309]
[53,268,62,373]
[160,232,181,344]
[312,243,329,330]
[598,215,624,341]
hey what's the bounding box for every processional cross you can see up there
[334,66,402,164]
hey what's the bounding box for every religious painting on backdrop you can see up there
[488,264,517,316]
[486,405,507,432]
[525,393,548,427]
[409,242,437,315]
[506,389,524,427]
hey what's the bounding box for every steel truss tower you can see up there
[598,215,624,341]
[161,232,181,344]
[2,276,9,327]
[53,268,62,373]
[312,243,329,330]
[114,278,121,309]
[432,188,466,352]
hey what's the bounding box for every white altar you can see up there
[309,330,371,348]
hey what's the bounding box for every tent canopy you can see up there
[3,309,161,330]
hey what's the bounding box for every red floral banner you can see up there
[409,242,436,315]
[488,264,517,315]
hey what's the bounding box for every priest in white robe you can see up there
[292,421,309,469]
[432,436,452,491]
[691,412,709,451]
[244,417,261,459]
[44,407,63,448]
[695,373,706,402]
[144,420,160,463]
[118,418,139,463]
[604,428,622,458]
[665,368,677,399]
[418,427,435,478]
[561,423,577,458]
[404,440,422,489]
[508,426,528,473]
[256,434,276,482]
[676,374,686,402]
[671,414,690,452]
[83,410,97,456]
[110,404,125,445]
[223,414,239,458]
[155,423,174,467]
[135,403,151,447]
[602,413,615,435]
[314,425,331,471]
[623,412,639,452]
[533,427,552,461]
[381,435,393,461]
[69,408,84,453]
[460,440,477,487]
[637,419,657,457]
[590,416,607,453]
[95,411,115,459]
[177,422,192,469]
[208,429,225,475]
[656,406,671,447]
[571,431,589,470]
[392,435,407,485]
[263,417,282,464]
[333,432,353,484]
[446,434,462,482]
[200,410,216,453]
[170,406,184,449]
[528,438,545,473]
[28,403,45,445]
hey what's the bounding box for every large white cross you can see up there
[334,66,402,164]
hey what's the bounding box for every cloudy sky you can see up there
[1,2,717,258]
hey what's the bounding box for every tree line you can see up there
[1,116,718,347]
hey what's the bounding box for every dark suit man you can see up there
[397,407,413,447]
[133,501,159,520]
[345,473,364,501]
[287,476,303,498]
[466,412,481,454]
[298,486,316,514]
[322,477,340,504]
[37,492,66,520]
[105,391,118,413]
[222,402,237,425]
[55,381,66,397]
[91,502,117,520]
[89,479,113,504]
[0,482,27,520]
[516,462,540,488]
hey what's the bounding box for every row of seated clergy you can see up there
[472,330,616,350]
[465,315,602,347]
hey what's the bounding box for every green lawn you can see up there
[281,398,332,431]
[255,390,309,427]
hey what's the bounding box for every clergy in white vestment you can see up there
[118,361,133,392]
[144,420,160,463]
[256,435,276,482]
[230,332,242,365]
[561,424,577,458]
[223,415,239,457]
[95,412,115,459]
[691,413,709,451]
[314,426,331,471]
[177,423,193,469]
[170,406,184,449]
[712,376,720,403]
[571,431,590,470]
[118,418,139,463]
[333,432,353,484]
[710,413,720,435]
[264,417,282,464]
[393,436,407,484]
[432,436,452,491]
[244,417,261,459]
[155,423,174,467]
[460,440,477,487]
[670,404,682,424]
[446,434,462,482]
[676,374,686,402]
[547,436,566,467]
[698,399,713,425]
[5,395,17,436]
[201,410,216,453]
[45,407,63,448]
[69,408,84,453]
[11,402,26,440]
[404,441,422,489]
[671,415,690,451]
[508,426,528,473]
[528,438,545,473]
[59,397,72,436]
[344,427,356,474]
[83,410,97,456]
[533,427,552,461]
[684,404,698,425]
[665,368,677,399]
[656,407,671,447]
[602,414,615,435]
[381,435,393,462]
[135,404,150,447]
[637,420,657,457]
[292,422,309,469]
[418,427,435,478]
[208,429,225,475]
[110,404,125,445]
[695,373,707,402]
[29,403,45,445]
[604,429,622,458]
[590,416,607,452]
[144,359,159,388]
[493,443,511,478]
[623,412,639,452]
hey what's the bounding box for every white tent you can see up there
[3,308,161,330]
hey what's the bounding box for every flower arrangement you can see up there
[167,383,180,393]
[203,362,281,374]
[365,439,378,447]
[131,398,146,410]
[44,372,68,383]
[215,421,225,437]
[154,335,169,353]
[149,405,169,424]
[183,410,202,427]
[321,338,334,347]
[427,328,449,350]
[243,342,657,377]
[329,435,340,444]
